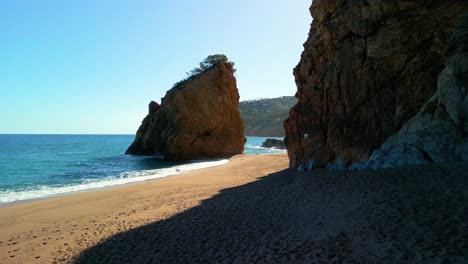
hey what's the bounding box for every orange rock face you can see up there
[126,63,246,161]
[285,0,467,169]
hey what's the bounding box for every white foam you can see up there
[244,144,287,153]
[0,159,229,205]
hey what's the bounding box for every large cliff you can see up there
[285,0,467,169]
[126,63,245,161]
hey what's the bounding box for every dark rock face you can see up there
[362,53,468,169]
[261,139,286,149]
[285,0,467,169]
[126,63,246,161]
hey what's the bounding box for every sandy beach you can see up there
[0,154,288,263]
[1,154,467,263]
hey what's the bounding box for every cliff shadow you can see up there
[72,162,468,264]
[72,168,332,264]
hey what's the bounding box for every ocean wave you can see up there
[244,144,287,153]
[0,159,229,205]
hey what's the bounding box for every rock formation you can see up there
[261,139,286,149]
[361,52,468,169]
[126,63,246,161]
[285,0,467,170]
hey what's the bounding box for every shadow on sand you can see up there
[73,163,468,264]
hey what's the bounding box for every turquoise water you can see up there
[0,135,284,204]
[243,136,286,155]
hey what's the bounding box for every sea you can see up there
[0,135,285,205]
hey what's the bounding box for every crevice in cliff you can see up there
[360,36,368,83]
[415,146,435,164]
[438,102,463,132]
[359,4,369,83]
[348,85,387,115]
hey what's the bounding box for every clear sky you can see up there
[1,0,311,134]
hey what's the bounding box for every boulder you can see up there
[261,139,286,149]
[126,63,246,161]
[284,0,467,169]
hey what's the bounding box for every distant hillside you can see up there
[240,96,297,137]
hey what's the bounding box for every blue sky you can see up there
[1,0,311,134]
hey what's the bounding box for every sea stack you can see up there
[126,62,246,161]
[285,1,468,170]
[261,139,286,149]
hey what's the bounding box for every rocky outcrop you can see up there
[285,0,467,169]
[261,139,286,149]
[362,53,468,169]
[126,63,246,161]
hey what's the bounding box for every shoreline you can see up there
[0,158,231,207]
[0,151,285,207]
[0,135,285,207]
[0,153,285,207]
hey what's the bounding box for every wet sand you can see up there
[0,154,467,263]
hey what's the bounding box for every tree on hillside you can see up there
[188,54,235,76]
[173,54,235,88]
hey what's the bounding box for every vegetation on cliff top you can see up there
[173,54,235,88]
[240,96,297,137]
